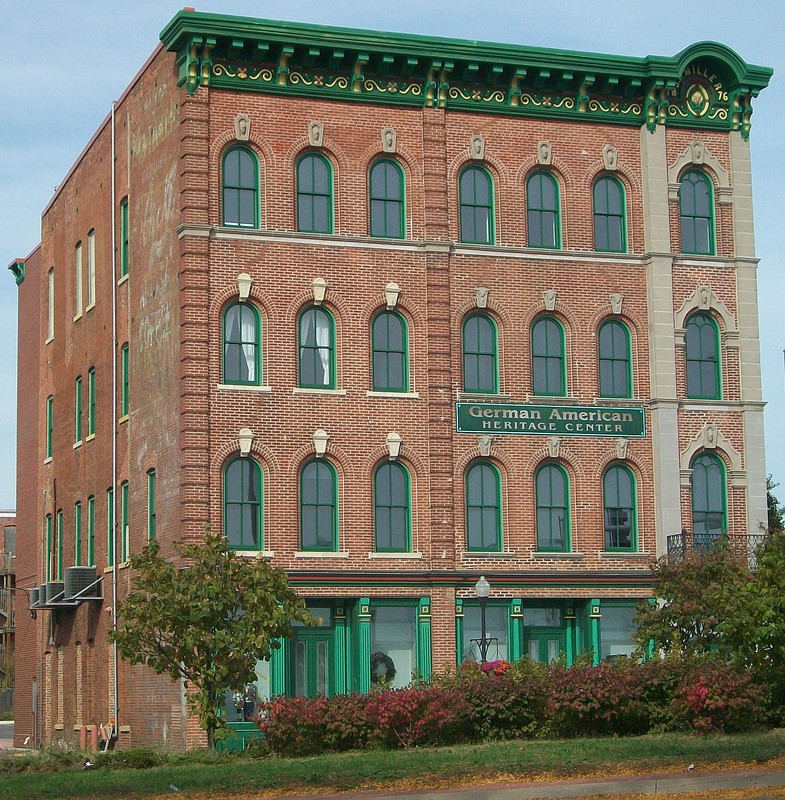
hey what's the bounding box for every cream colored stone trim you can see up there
[680,422,742,473]
[667,140,730,188]
[674,285,736,332]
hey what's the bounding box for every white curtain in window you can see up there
[315,312,330,385]
[241,310,256,382]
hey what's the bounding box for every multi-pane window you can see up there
[87,367,96,437]
[120,197,129,277]
[74,501,83,566]
[74,376,82,443]
[87,496,95,566]
[598,320,632,398]
[107,487,114,567]
[372,311,408,392]
[374,462,410,552]
[297,153,332,233]
[300,459,337,551]
[47,268,54,341]
[526,171,560,248]
[120,480,129,562]
[75,241,83,316]
[56,509,64,580]
[147,469,156,541]
[46,395,53,459]
[536,464,569,551]
[593,176,626,252]
[222,147,258,228]
[603,465,636,550]
[465,462,502,551]
[224,457,262,550]
[298,306,335,388]
[121,343,129,416]
[685,313,720,399]
[679,170,714,255]
[223,302,261,385]
[462,313,498,394]
[532,317,565,396]
[691,452,727,542]
[87,229,96,308]
[369,159,404,238]
[459,166,494,244]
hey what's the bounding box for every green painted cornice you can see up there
[7,259,24,285]
[160,11,772,138]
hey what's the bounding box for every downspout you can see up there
[110,100,120,738]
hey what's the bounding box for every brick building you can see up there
[10,11,772,749]
[0,513,16,694]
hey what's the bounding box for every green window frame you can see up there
[223,301,261,385]
[374,461,411,552]
[75,241,83,316]
[593,175,626,252]
[459,166,494,244]
[685,312,721,399]
[74,375,82,443]
[465,461,502,552]
[222,146,259,228]
[224,457,263,550]
[598,319,632,398]
[298,306,336,389]
[369,159,405,238]
[536,463,570,551]
[297,153,333,233]
[120,197,129,277]
[603,465,637,551]
[300,459,337,551]
[87,496,95,567]
[462,313,498,394]
[56,509,64,580]
[46,395,53,458]
[87,229,95,308]
[44,515,52,582]
[120,481,129,562]
[679,170,715,255]
[526,171,561,248]
[47,268,55,341]
[532,316,566,396]
[147,469,156,541]
[690,452,727,543]
[74,501,83,566]
[121,343,129,417]
[372,310,408,392]
[107,487,114,567]
[87,367,96,436]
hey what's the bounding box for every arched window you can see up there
[372,310,408,392]
[374,462,411,552]
[603,465,636,550]
[459,166,494,244]
[298,306,335,389]
[536,464,569,551]
[223,302,261,385]
[679,170,714,255]
[224,457,263,550]
[690,452,727,543]
[598,319,632,398]
[532,317,565,396]
[465,462,502,551]
[297,153,332,233]
[300,460,337,551]
[685,312,720,399]
[526,171,560,248]
[593,176,626,252]
[369,159,404,238]
[462,313,498,394]
[222,147,258,228]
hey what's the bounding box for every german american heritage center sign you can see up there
[456,402,646,438]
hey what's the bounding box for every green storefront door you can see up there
[292,630,333,698]
[526,629,563,664]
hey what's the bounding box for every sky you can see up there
[0,0,783,512]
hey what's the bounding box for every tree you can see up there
[768,476,784,533]
[634,542,750,656]
[109,528,313,748]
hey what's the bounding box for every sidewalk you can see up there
[272,765,785,800]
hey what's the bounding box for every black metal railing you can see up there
[666,530,768,570]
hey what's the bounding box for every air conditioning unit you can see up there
[64,566,103,602]
[38,584,49,608]
[44,581,78,608]
[28,587,40,610]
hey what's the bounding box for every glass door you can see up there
[526,630,563,664]
[292,630,333,698]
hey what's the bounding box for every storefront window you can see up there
[600,605,637,660]
[524,607,561,627]
[371,606,417,689]
[461,604,508,662]
[223,659,270,722]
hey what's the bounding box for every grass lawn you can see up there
[2,729,785,800]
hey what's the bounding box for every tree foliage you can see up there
[768,476,784,533]
[109,528,313,747]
